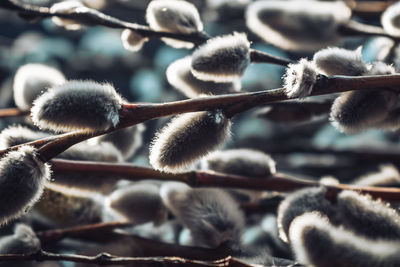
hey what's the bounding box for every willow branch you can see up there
[0,251,263,267]
[36,221,132,244]
[49,158,400,202]
[347,1,394,17]
[0,108,28,118]
[2,74,400,162]
[339,20,400,41]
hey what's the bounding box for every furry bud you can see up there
[277,187,336,243]
[92,125,145,160]
[245,1,351,51]
[353,164,400,187]
[33,186,102,227]
[313,47,368,76]
[50,0,84,31]
[289,212,400,267]
[201,149,276,177]
[13,64,66,111]
[150,110,231,172]
[52,141,123,193]
[381,2,400,37]
[146,0,203,49]
[31,80,123,133]
[330,89,398,134]
[336,190,400,240]
[283,58,318,99]
[160,182,244,248]
[167,56,241,98]
[104,183,168,225]
[0,125,50,150]
[191,33,251,83]
[0,224,40,254]
[0,146,50,225]
[121,29,149,52]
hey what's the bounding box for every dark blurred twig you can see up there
[49,158,400,202]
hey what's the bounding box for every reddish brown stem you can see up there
[0,108,28,117]
[49,159,400,202]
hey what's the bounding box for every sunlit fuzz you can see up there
[336,190,400,240]
[277,187,336,243]
[289,212,400,267]
[191,32,251,83]
[146,0,203,49]
[149,110,231,172]
[51,141,123,193]
[245,1,351,51]
[50,0,84,31]
[31,80,124,133]
[92,124,145,160]
[201,149,276,177]
[368,61,396,75]
[381,1,400,37]
[104,183,168,225]
[283,58,318,99]
[166,56,241,98]
[0,224,41,254]
[33,186,102,227]
[13,63,66,111]
[353,164,400,187]
[330,89,398,134]
[121,29,149,52]
[313,47,369,76]
[160,182,245,248]
[0,125,50,150]
[0,146,50,225]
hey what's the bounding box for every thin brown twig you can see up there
[49,158,400,202]
[0,108,28,118]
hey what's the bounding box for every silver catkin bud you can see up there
[160,182,245,248]
[191,32,251,83]
[245,1,351,51]
[353,164,400,187]
[31,80,123,133]
[149,110,231,172]
[277,187,336,243]
[121,29,149,52]
[167,56,241,98]
[0,224,40,254]
[146,0,203,49]
[289,212,400,267]
[283,58,318,99]
[50,0,85,31]
[313,47,369,76]
[381,2,400,37]
[201,148,276,177]
[104,183,168,225]
[0,125,50,150]
[13,64,66,111]
[0,146,50,225]
[92,124,145,160]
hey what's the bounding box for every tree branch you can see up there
[49,158,400,202]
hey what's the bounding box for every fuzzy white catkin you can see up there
[160,182,245,248]
[245,1,351,51]
[381,2,400,37]
[313,47,369,76]
[50,0,84,31]
[92,124,145,160]
[31,80,123,133]
[13,64,66,111]
[353,164,400,187]
[146,0,203,49]
[191,32,251,83]
[0,224,40,254]
[289,212,400,267]
[0,125,50,150]
[149,110,231,172]
[283,58,318,99]
[104,183,168,225]
[201,149,276,177]
[121,29,149,52]
[0,146,50,225]
[166,56,241,98]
